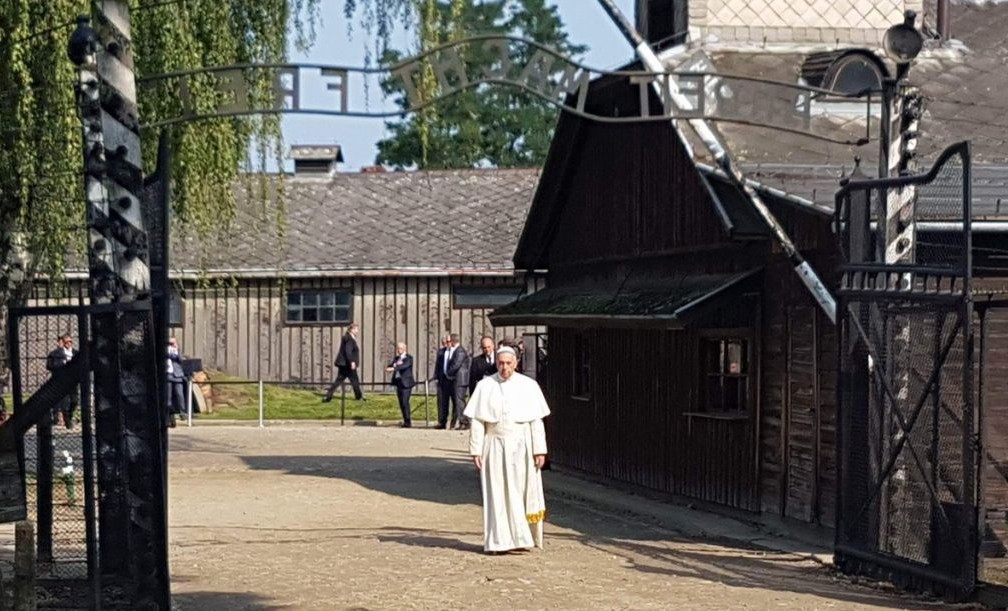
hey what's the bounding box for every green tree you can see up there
[0,0,319,385]
[348,0,586,169]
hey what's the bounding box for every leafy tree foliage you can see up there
[346,0,586,169]
[0,0,319,381]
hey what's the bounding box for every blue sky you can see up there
[281,0,638,170]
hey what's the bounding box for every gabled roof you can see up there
[172,169,539,277]
[513,71,832,271]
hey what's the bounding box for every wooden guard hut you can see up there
[492,78,844,520]
[492,0,1008,531]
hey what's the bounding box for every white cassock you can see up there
[464,371,550,552]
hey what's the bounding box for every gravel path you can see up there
[167,425,965,611]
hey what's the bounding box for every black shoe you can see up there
[321,397,332,403]
[434,424,446,430]
[401,422,411,428]
[168,415,177,428]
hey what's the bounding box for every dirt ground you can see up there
[167,425,963,611]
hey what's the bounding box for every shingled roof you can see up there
[171,168,539,276]
[663,0,1008,212]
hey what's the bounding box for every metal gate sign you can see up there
[138,35,877,145]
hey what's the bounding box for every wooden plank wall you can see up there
[758,262,838,526]
[172,274,545,388]
[545,94,728,269]
[543,326,760,512]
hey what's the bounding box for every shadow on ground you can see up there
[172,591,283,610]
[242,455,479,506]
[239,454,958,610]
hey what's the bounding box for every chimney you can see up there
[289,145,344,176]
[635,0,688,49]
[937,0,950,40]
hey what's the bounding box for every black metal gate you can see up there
[7,301,170,610]
[834,142,978,596]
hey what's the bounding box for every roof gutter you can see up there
[171,267,522,279]
[57,267,524,281]
[596,0,837,324]
[695,163,833,217]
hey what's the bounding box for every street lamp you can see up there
[878,10,924,183]
[883,10,925,80]
[876,10,925,265]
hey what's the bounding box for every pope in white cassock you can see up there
[464,346,550,553]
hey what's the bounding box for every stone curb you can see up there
[542,466,835,566]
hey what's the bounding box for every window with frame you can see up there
[701,337,750,413]
[168,287,184,327]
[285,290,352,324]
[452,285,523,309]
[571,331,591,399]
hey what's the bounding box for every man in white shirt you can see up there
[434,334,452,429]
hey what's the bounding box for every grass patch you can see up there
[199,372,435,421]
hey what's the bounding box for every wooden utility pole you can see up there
[13,521,35,611]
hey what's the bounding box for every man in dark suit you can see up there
[324,323,364,401]
[434,334,451,429]
[166,337,186,428]
[468,336,497,396]
[46,333,78,429]
[385,342,414,428]
[445,333,470,430]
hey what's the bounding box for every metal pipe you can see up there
[258,380,265,428]
[340,383,346,426]
[186,378,193,427]
[424,380,430,428]
[937,0,950,40]
[596,0,837,323]
[76,311,102,611]
[897,221,1008,233]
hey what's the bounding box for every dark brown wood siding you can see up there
[758,253,838,526]
[546,122,729,269]
[543,324,760,512]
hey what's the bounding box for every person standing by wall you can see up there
[324,323,364,402]
[166,337,186,428]
[469,336,497,396]
[46,333,78,429]
[446,333,470,430]
[434,334,452,429]
[385,342,415,428]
